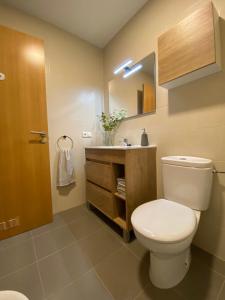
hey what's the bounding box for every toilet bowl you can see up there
[132,199,201,288]
[0,291,29,300]
[131,156,213,289]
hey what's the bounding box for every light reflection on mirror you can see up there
[109,52,156,119]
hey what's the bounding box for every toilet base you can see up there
[149,247,191,289]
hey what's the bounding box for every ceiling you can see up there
[2,0,148,48]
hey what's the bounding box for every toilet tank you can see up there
[162,156,213,211]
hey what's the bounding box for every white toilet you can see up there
[131,156,213,289]
[0,291,29,300]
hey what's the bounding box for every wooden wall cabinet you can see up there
[158,2,221,89]
[85,146,157,241]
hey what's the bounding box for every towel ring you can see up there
[57,135,74,150]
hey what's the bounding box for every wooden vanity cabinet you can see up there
[85,147,157,241]
[158,2,221,89]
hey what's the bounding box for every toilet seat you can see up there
[131,199,197,244]
[0,291,29,300]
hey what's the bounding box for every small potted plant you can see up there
[99,109,127,146]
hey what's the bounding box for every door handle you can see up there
[30,131,48,144]
[30,130,47,137]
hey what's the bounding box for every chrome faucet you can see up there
[120,138,131,146]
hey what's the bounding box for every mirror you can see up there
[108,52,156,118]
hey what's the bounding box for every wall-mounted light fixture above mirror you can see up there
[109,52,156,119]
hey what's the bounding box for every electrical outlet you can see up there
[82,131,92,138]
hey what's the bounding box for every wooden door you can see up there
[143,83,156,113]
[0,25,52,240]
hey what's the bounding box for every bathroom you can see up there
[0,0,225,299]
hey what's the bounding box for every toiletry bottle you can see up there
[141,128,149,146]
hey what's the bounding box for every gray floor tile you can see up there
[135,282,183,300]
[0,231,32,249]
[38,242,92,297]
[2,205,225,300]
[60,205,87,224]
[31,214,66,237]
[125,238,148,260]
[95,246,149,300]
[218,281,225,300]
[69,213,103,240]
[175,258,224,300]
[47,270,113,300]
[0,239,35,278]
[78,228,123,265]
[0,263,44,300]
[192,245,225,277]
[34,225,75,259]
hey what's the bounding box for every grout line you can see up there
[44,267,96,299]
[31,236,46,299]
[37,240,77,263]
[210,268,225,280]
[31,220,66,238]
[93,268,115,300]
[217,278,225,300]
[45,281,75,300]
[123,241,145,261]
[33,223,76,240]
[93,246,125,269]
[0,233,32,250]
[76,226,106,242]
[193,257,225,280]
[192,248,225,278]
[133,285,146,300]
[92,243,124,268]
[173,288,187,300]
[0,262,36,281]
[68,211,105,228]
[70,221,106,243]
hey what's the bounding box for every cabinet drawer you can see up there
[85,149,125,164]
[86,182,116,218]
[86,160,112,191]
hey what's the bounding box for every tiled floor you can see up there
[0,204,225,300]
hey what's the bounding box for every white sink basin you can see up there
[0,291,29,300]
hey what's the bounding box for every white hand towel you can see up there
[57,149,75,187]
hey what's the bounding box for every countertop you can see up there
[85,145,157,150]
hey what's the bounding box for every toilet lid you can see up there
[0,291,29,300]
[131,199,197,243]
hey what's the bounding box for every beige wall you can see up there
[0,4,104,214]
[104,0,225,260]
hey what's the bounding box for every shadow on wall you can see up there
[168,18,225,115]
[57,183,76,196]
[163,19,225,259]
[194,174,225,257]
[165,18,225,259]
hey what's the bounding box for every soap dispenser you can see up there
[141,128,149,146]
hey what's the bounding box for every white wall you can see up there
[104,0,225,260]
[0,3,104,213]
